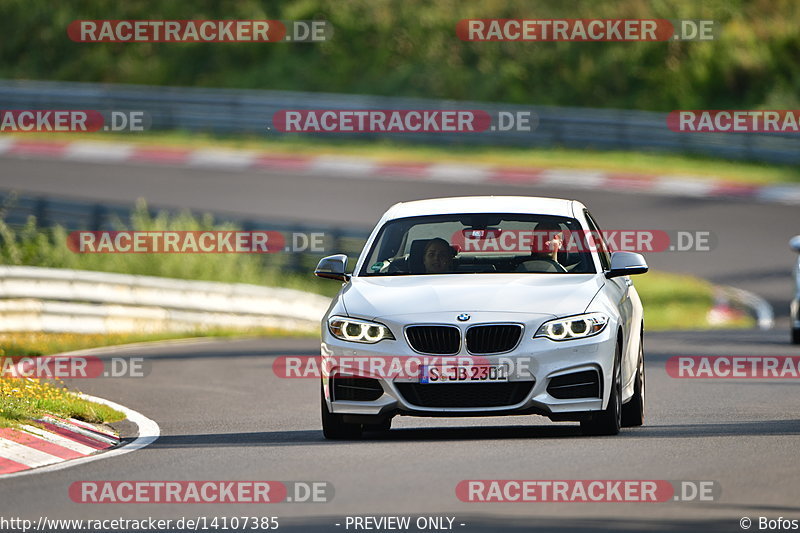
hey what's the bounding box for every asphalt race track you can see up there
[1,156,799,531]
[2,333,799,532]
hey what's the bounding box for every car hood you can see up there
[342,274,604,320]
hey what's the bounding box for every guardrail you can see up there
[0,191,371,273]
[0,79,798,165]
[0,266,331,333]
[712,285,775,330]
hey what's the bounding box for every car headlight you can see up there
[328,316,395,343]
[534,313,609,341]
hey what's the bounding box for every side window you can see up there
[584,210,612,271]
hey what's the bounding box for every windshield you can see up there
[360,213,597,276]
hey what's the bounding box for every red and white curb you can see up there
[1,138,799,205]
[0,394,159,479]
[0,418,115,474]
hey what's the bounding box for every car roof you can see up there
[382,196,583,220]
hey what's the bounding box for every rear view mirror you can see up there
[462,227,502,240]
[606,251,648,278]
[314,254,350,282]
[790,235,800,253]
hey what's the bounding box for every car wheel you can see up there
[581,342,622,436]
[621,339,645,427]
[792,327,800,345]
[321,384,363,440]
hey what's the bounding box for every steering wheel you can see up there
[514,257,568,273]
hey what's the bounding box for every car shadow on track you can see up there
[145,418,800,449]
[276,516,741,533]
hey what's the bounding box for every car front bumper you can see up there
[321,316,618,422]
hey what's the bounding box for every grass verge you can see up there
[12,130,800,186]
[0,377,124,429]
[0,198,341,297]
[636,271,753,331]
[0,327,316,358]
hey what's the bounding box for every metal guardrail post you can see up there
[90,204,106,230]
[34,197,49,227]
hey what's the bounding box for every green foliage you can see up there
[0,0,798,110]
[0,199,341,297]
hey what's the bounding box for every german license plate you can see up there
[420,364,509,384]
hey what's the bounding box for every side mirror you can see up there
[314,254,350,282]
[790,235,800,253]
[606,251,648,279]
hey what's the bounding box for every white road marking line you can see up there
[426,164,490,183]
[187,150,258,169]
[537,169,608,188]
[309,157,379,177]
[757,186,800,205]
[653,177,716,197]
[65,142,134,162]
[0,138,16,154]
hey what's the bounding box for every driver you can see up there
[423,238,456,273]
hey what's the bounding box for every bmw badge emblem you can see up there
[457,313,470,322]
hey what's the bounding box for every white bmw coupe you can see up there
[315,196,648,438]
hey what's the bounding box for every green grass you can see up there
[0,328,317,359]
[0,198,340,297]
[15,130,800,186]
[635,270,752,331]
[0,376,125,429]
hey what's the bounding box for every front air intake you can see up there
[547,370,601,399]
[466,324,523,354]
[405,325,461,355]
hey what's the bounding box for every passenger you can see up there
[533,220,564,263]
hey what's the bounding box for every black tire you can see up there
[792,327,800,345]
[321,385,362,440]
[581,342,622,436]
[622,339,645,427]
